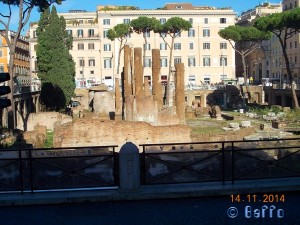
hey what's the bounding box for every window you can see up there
[174,43,181,50]
[160,18,166,24]
[188,29,195,37]
[295,56,298,64]
[174,57,181,65]
[0,38,2,46]
[204,75,210,84]
[104,58,112,68]
[104,44,111,51]
[90,71,94,74]
[188,57,195,67]
[88,29,94,37]
[144,57,151,67]
[176,5,183,9]
[189,18,193,25]
[103,19,110,25]
[161,58,168,67]
[144,43,151,50]
[160,33,167,38]
[220,43,227,49]
[295,41,298,48]
[160,43,167,50]
[175,32,181,37]
[0,65,4,72]
[125,32,131,38]
[0,50,2,57]
[203,43,210,50]
[203,29,210,37]
[66,30,72,36]
[77,29,83,37]
[189,42,194,50]
[145,31,150,38]
[203,56,211,67]
[88,43,94,50]
[79,59,85,67]
[204,18,208,24]
[123,18,130,24]
[89,59,95,66]
[220,74,227,80]
[220,56,227,66]
[220,18,226,24]
[78,43,84,50]
[103,29,109,38]
[290,42,292,49]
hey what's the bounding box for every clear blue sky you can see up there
[0,0,281,34]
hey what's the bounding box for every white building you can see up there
[29,3,237,88]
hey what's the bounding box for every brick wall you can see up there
[53,118,192,150]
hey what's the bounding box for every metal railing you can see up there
[0,145,118,193]
[140,138,300,185]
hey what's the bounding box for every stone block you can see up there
[241,121,251,127]
[229,123,239,128]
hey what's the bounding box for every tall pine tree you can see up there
[36,6,75,111]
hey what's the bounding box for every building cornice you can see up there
[98,10,236,17]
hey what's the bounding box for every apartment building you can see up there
[236,3,282,84]
[29,3,236,87]
[0,30,30,85]
[282,0,299,84]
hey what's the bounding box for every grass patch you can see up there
[44,130,54,148]
[191,126,223,134]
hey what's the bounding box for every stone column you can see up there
[175,63,185,124]
[36,96,40,112]
[115,78,122,120]
[152,49,163,110]
[201,94,207,108]
[134,47,143,98]
[125,95,134,121]
[124,45,132,97]
[144,77,150,97]
[119,142,140,191]
[261,90,265,104]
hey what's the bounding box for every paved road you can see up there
[0,192,299,225]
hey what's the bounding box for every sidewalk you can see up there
[1,177,300,206]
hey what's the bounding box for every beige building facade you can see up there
[29,4,236,88]
[282,0,300,84]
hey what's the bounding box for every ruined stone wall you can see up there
[93,91,115,115]
[135,96,158,124]
[53,118,192,150]
[25,112,72,131]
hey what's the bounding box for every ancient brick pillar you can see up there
[134,47,143,98]
[175,63,185,124]
[115,78,122,117]
[152,49,163,110]
[124,45,132,97]
[144,77,150,97]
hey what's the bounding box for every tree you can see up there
[254,8,300,109]
[218,25,270,87]
[154,17,192,105]
[107,23,131,76]
[130,16,160,73]
[0,0,64,128]
[36,5,75,111]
